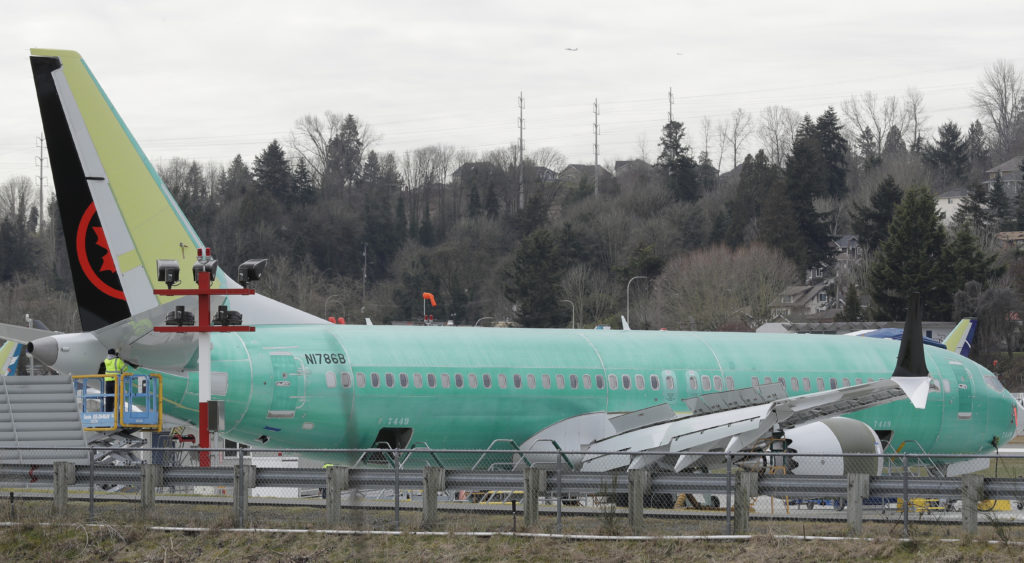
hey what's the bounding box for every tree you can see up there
[723,108,754,170]
[503,229,569,327]
[971,59,1024,155]
[814,107,849,199]
[951,183,990,230]
[836,283,863,322]
[252,140,293,199]
[656,121,699,202]
[867,187,949,320]
[856,127,880,170]
[944,227,1002,294]
[726,151,779,247]
[882,126,907,158]
[841,91,912,155]
[757,105,801,167]
[965,120,989,174]
[923,121,968,187]
[851,175,903,251]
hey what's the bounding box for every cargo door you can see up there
[267,352,305,419]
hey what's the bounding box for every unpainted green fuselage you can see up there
[154,325,1018,460]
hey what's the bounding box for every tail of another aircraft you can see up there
[942,318,977,358]
[1,341,23,377]
[30,49,322,330]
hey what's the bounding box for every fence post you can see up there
[627,468,649,533]
[233,456,252,527]
[846,473,869,536]
[524,466,545,528]
[725,454,733,535]
[141,463,163,511]
[734,471,757,535]
[326,466,348,526]
[52,461,75,517]
[962,473,983,536]
[88,447,96,521]
[421,466,445,529]
[902,453,909,538]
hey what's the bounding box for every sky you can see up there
[2,0,1023,199]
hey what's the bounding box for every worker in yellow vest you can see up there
[99,349,126,413]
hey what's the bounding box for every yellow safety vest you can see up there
[103,357,125,382]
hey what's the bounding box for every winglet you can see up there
[621,316,631,331]
[891,292,929,409]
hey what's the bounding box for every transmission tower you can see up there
[593,99,600,196]
[518,92,525,211]
[35,133,47,232]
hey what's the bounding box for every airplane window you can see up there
[725,376,734,390]
[802,378,810,391]
[469,374,478,388]
[713,376,722,391]
[829,378,837,390]
[636,375,645,390]
[399,373,409,388]
[542,374,551,389]
[816,377,824,391]
[556,374,565,389]
[325,372,338,389]
[595,374,605,389]
[338,372,348,388]
[371,373,380,387]
[570,374,578,389]
[385,373,394,387]
[855,378,863,385]
[608,375,618,390]
[356,372,366,388]
[528,374,536,389]
[427,373,436,388]
[621,375,631,390]
[689,376,698,390]
[513,374,522,388]
[482,374,492,388]
[701,375,711,391]
[583,374,592,389]
[413,373,423,388]
[498,374,507,389]
[790,377,798,391]
[666,375,675,390]
[842,378,850,387]
[455,373,463,388]
[778,377,785,386]
[751,377,759,387]
[650,375,659,390]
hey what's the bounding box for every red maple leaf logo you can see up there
[91,226,116,274]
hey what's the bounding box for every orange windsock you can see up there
[422,292,436,307]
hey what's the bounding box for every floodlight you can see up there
[156,259,180,290]
[237,258,267,288]
[192,259,218,283]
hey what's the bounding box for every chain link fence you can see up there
[3,446,1024,540]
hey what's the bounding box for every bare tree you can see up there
[653,243,798,330]
[714,121,729,172]
[290,112,379,188]
[841,92,912,155]
[699,116,713,162]
[723,108,754,170]
[971,59,1024,155]
[903,88,928,151]
[757,106,802,167]
[0,176,35,223]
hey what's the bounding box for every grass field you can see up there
[3,522,1024,562]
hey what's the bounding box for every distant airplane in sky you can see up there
[9,49,1019,479]
[565,47,578,51]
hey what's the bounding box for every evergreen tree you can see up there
[322,115,364,198]
[856,127,880,170]
[419,206,435,247]
[725,151,778,247]
[774,116,833,268]
[467,184,481,217]
[696,151,718,193]
[868,187,950,320]
[252,140,293,199]
[656,121,699,202]
[965,120,989,172]
[945,227,1002,294]
[882,126,907,158]
[989,177,1014,231]
[219,154,253,199]
[503,229,569,327]
[814,107,850,198]
[484,181,500,219]
[851,175,903,251]
[836,283,863,321]
[923,121,969,186]
[952,184,991,230]
[292,159,315,205]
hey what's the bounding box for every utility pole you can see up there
[668,87,674,123]
[518,92,525,212]
[362,242,368,310]
[593,99,600,196]
[35,133,46,233]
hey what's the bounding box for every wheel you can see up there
[806,501,814,510]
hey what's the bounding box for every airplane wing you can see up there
[0,322,57,343]
[580,378,921,472]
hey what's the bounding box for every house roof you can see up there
[833,234,859,249]
[560,164,612,178]
[986,156,1023,175]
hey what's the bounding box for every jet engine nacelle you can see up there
[785,417,884,476]
[27,332,107,375]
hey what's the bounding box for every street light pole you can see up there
[559,299,576,329]
[474,316,495,327]
[626,276,648,326]
[324,294,340,320]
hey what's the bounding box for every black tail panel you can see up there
[31,55,130,331]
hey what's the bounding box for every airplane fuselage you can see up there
[154,325,1018,460]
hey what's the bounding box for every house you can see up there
[769,283,831,320]
[983,156,1024,195]
[451,162,503,185]
[996,231,1024,251]
[935,186,967,224]
[559,164,612,187]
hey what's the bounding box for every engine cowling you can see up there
[27,332,107,375]
[785,417,883,476]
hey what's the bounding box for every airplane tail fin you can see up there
[942,318,977,358]
[891,293,929,409]
[30,49,322,327]
[1,341,24,377]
